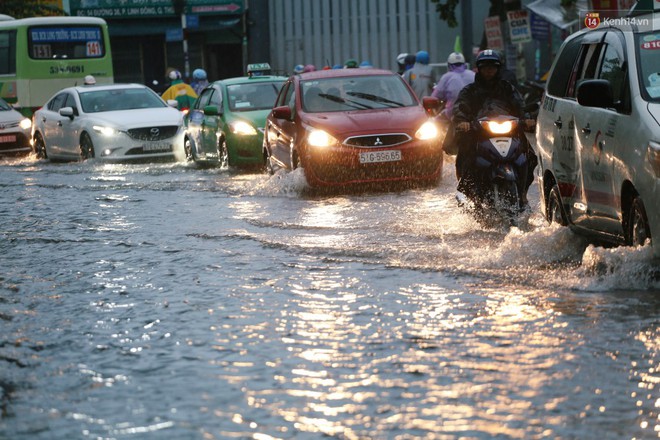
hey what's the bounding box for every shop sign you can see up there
[70,0,244,18]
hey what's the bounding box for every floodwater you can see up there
[0,155,658,440]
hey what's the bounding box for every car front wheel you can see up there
[80,133,95,160]
[33,133,47,159]
[626,196,651,247]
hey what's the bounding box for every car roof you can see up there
[296,68,397,81]
[214,75,288,87]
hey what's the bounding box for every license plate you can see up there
[359,150,402,164]
[0,135,16,143]
[142,142,171,152]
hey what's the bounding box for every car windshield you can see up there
[227,81,283,112]
[636,31,660,102]
[0,98,12,111]
[80,88,168,113]
[301,74,417,113]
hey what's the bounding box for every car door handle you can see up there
[57,121,62,126]
[42,117,47,122]
[554,118,562,129]
[581,124,591,135]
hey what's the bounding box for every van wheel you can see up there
[33,133,47,159]
[546,184,568,226]
[80,133,95,160]
[626,196,651,247]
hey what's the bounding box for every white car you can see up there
[0,97,32,157]
[32,84,184,162]
[536,6,659,258]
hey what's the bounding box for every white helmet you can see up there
[396,53,408,64]
[447,52,465,65]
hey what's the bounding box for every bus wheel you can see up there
[80,133,95,160]
[33,134,47,159]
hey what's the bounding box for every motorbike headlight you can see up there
[19,118,32,130]
[415,120,440,140]
[307,129,339,148]
[481,120,517,135]
[229,120,258,136]
[93,125,119,136]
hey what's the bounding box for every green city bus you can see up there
[0,16,114,116]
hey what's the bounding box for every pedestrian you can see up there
[161,69,198,111]
[402,50,437,99]
[191,68,209,95]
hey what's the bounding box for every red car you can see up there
[263,68,444,188]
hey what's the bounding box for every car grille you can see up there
[343,133,411,148]
[0,121,21,129]
[309,154,442,184]
[127,126,179,141]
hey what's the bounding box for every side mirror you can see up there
[59,107,74,119]
[422,96,440,114]
[272,105,292,120]
[166,99,178,108]
[203,105,221,116]
[577,79,614,108]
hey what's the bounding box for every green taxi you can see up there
[183,64,286,167]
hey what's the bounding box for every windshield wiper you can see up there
[318,93,372,110]
[346,91,404,107]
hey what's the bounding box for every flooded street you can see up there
[0,156,658,439]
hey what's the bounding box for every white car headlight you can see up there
[229,120,257,136]
[93,125,119,136]
[307,129,339,148]
[19,118,32,130]
[415,120,440,140]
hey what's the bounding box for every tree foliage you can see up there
[429,0,461,28]
[0,0,66,18]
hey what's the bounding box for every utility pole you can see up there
[172,0,190,80]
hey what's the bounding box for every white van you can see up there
[535,6,659,258]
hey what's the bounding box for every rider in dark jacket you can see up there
[452,49,536,203]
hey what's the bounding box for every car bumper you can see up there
[226,133,263,166]
[0,131,31,156]
[94,131,182,162]
[303,141,443,187]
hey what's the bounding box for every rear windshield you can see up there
[301,74,417,113]
[636,31,660,102]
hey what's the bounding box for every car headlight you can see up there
[481,119,518,135]
[229,120,257,136]
[415,120,440,140]
[92,125,119,136]
[19,118,32,130]
[307,129,339,148]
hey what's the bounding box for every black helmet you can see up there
[476,49,501,68]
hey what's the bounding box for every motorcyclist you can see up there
[452,49,537,204]
[402,50,437,99]
[191,68,209,95]
[161,69,198,111]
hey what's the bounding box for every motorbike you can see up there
[456,112,531,227]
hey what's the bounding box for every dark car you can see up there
[263,68,444,188]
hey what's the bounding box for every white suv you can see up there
[536,7,659,258]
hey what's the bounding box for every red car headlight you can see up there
[307,129,339,148]
[415,120,440,140]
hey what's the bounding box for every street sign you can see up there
[484,16,504,51]
[507,10,532,44]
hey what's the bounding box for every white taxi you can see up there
[536,6,660,258]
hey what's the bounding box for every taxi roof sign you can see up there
[247,63,271,76]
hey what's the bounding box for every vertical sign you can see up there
[484,16,504,50]
[506,10,532,44]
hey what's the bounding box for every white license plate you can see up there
[359,150,402,164]
[142,142,172,152]
[0,135,16,143]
